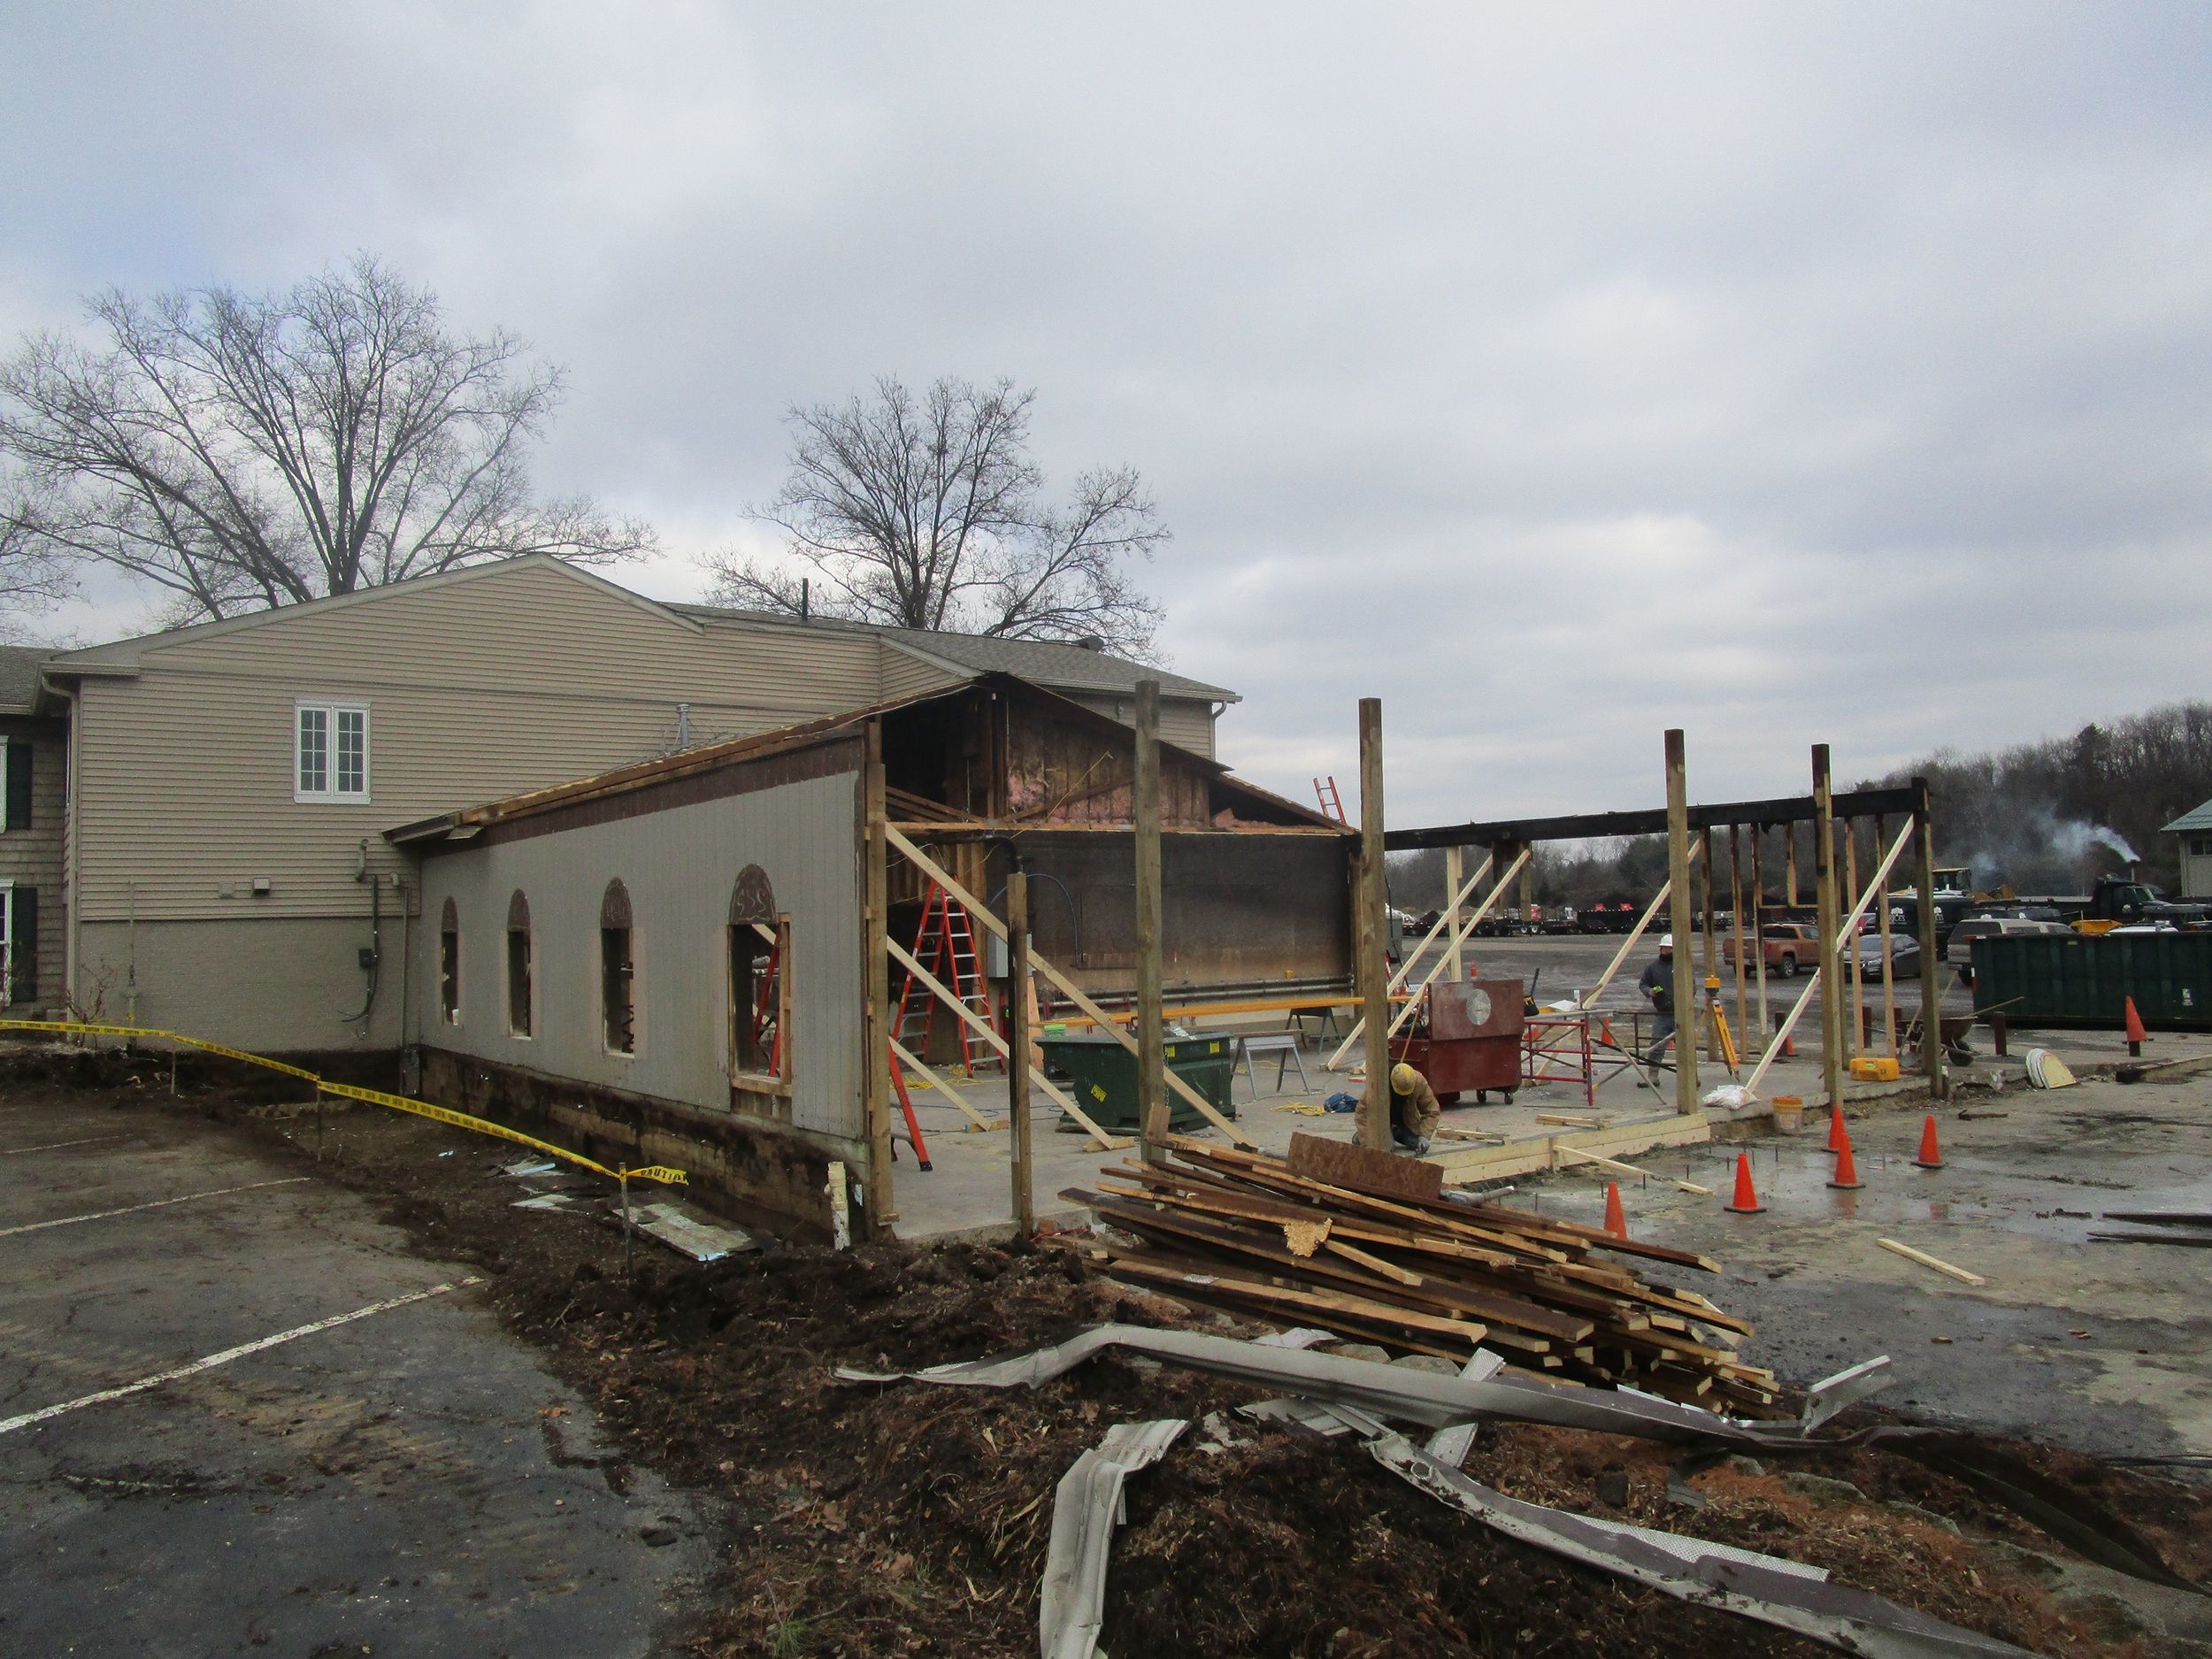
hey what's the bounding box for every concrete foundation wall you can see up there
[416,1046,858,1240]
[74,912,411,1050]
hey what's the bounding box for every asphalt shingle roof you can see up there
[0,644,51,713]
[669,603,1236,703]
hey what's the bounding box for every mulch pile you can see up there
[11,1052,2211,1659]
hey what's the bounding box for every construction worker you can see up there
[1638,934,1678,1067]
[1361,1060,1440,1155]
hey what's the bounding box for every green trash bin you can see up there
[1035,1032,1238,1133]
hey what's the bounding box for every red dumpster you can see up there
[1391,978,1525,1105]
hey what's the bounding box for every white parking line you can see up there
[0,1135,129,1156]
[0,1278,481,1437]
[0,1178,312,1238]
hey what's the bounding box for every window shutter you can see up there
[10,887,36,1004]
[4,741,28,831]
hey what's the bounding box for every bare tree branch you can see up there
[0,254,656,620]
[702,374,1169,659]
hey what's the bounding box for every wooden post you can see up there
[1785,823,1799,909]
[1913,777,1947,1099]
[1750,825,1770,1047]
[1663,730,1698,1113]
[1007,867,1034,1235]
[1358,698,1392,1151]
[1875,814,1899,1056]
[1699,826,1718,1061]
[1812,745,1844,1111]
[1845,818,1864,1068]
[862,719,895,1230]
[1134,680,1167,1163]
[1729,825,1748,1056]
[1442,845,1465,984]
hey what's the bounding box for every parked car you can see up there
[1942,916,2070,964]
[1720,920,1822,978]
[1849,934,1922,979]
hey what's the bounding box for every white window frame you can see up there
[294,700,372,804]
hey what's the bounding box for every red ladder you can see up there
[1314,776,1348,825]
[894,885,1000,1073]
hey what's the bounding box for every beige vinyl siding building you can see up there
[42,557,1236,1054]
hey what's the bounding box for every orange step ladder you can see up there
[893,884,1001,1074]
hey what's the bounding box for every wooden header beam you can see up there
[1384,783,1924,852]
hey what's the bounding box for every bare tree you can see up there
[0,487,73,640]
[704,375,1168,657]
[0,255,654,623]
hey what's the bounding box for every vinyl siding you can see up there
[70,562,895,925]
[877,642,966,702]
[1067,691,1217,759]
[415,765,864,1141]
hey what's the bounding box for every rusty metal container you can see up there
[1392,978,1525,1104]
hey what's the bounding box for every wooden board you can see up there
[1287,1130,1443,1202]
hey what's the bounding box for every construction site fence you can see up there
[0,1018,685,1189]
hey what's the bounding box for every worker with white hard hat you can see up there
[1637,933,1678,1068]
[1360,1059,1441,1155]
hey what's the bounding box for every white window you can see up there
[295,701,371,803]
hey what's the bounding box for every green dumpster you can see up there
[1035,1032,1238,1132]
[1972,933,2212,1031]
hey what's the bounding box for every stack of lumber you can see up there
[1060,1133,1777,1412]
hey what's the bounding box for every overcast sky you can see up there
[7,4,2210,828]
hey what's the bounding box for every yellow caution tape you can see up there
[0,1018,685,1188]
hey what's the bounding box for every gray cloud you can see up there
[6,3,2211,824]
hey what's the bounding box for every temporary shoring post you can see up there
[1743,815,1915,1097]
[1750,824,1771,1045]
[1442,845,1465,984]
[1358,698,1392,1151]
[1812,744,1845,1110]
[1134,680,1168,1162]
[1876,813,1899,1056]
[862,719,895,1230]
[1729,826,1749,1057]
[1845,819,1865,1064]
[1007,866,1034,1234]
[1700,826,1718,1062]
[1663,730,1698,1113]
[1914,777,1947,1099]
[1785,823,1800,908]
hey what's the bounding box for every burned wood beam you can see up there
[1385,785,1923,851]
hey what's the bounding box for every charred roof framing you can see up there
[1384,784,1924,852]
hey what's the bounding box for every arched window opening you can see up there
[437,896,460,1025]
[600,879,635,1055]
[505,890,533,1038]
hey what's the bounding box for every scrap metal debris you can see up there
[1039,1419,1187,1659]
[836,1322,1885,1449]
[1365,1432,2040,1659]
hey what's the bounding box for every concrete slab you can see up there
[0,1091,708,1657]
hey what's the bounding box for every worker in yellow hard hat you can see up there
[1360,1059,1441,1155]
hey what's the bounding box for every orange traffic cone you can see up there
[1828,1124,1864,1189]
[1601,1017,1616,1048]
[2124,996,2147,1057]
[1782,1032,1797,1057]
[1724,1153,1766,1213]
[1603,1180,1628,1240]
[1913,1114,1945,1170]
[1824,1103,1847,1153]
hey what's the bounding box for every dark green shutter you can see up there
[4,741,28,831]
[9,887,36,1004]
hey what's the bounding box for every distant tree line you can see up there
[1388,699,2212,911]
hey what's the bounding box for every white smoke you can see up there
[2090,826,2141,864]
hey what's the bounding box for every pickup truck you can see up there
[1719,921,1821,978]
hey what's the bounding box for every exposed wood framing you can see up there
[1358,698,1392,1151]
[883,825,1246,1147]
[1664,730,1697,1114]
[1135,680,1167,1162]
